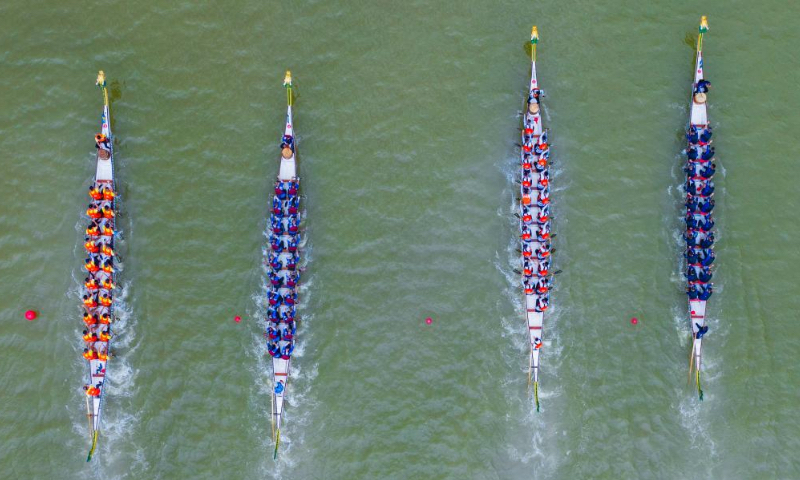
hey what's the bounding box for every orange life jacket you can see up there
[101,245,114,256]
[83,350,97,360]
[102,207,114,219]
[86,386,101,397]
[85,261,99,273]
[521,233,531,241]
[83,297,97,308]
[101,263,113,274]
[103,190,115,201]
[101,279,114,290]
[522,215,532,223]
[99,314,111,324]
[87,207,101,219]
[101,225,114,236]
[97,351,108,361]
[85,241,99,253]
[99,331,111,342]
[89,187,103,200]
[86,225,100,237]
[523,268,533,276]
[524,287,534,295]
[100,296,112,307]
[83,333,94,342]
[85,279,98,290]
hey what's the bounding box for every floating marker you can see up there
[425,317,432,325]
[25,310,37,321]
[631,317,638,325]
[234,315,242,323]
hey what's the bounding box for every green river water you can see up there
[1,0,800,478]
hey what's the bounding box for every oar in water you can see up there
[687,334,696,385]
[273,430,281,460]
[86,431,98,462]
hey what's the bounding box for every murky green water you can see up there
[1,0,799,478]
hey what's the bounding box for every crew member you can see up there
[87,204,102,219]
[89,185,104,200]
[694,79,711,94]
[85,277,99,291]
[83,294,98,309]
[534,294,549,312]
[83,348,98,361]
[100,294,113,307]
[695,323,709,339]
[84,384,101,397]
[95,133,111,152]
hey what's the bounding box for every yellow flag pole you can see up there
[96,71,109,107]
[697,16,708,54]
[530,26,539,63]
[283,71,293,107]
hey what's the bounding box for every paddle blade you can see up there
[534,382,540,412]
[86,431,98,462]
[273,430,281,460]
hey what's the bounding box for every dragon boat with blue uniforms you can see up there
[519,27,553,412]
[684,17,715,401]
[266,71,302,459]
[81,71,119,461]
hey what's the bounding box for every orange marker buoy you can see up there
[25,310,37,321]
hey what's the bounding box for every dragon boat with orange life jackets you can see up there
[81,71,119,461]
[266,71,302,459]
[518,27,554,412]
[684,17,714,401]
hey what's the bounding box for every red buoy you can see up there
[234,315,242,323]
[25,310,37,321]
[630,317,638,325]
[425,317,432,325]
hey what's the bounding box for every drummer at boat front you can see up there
[694,79,711,94]
[528,89,542,105]
[95,133,111,153]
